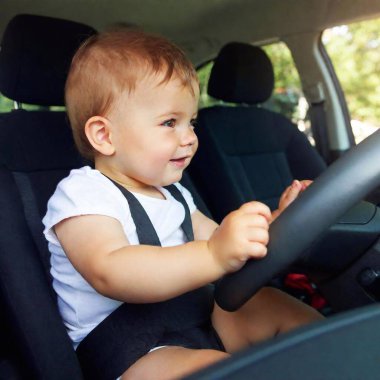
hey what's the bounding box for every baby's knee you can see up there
[264,286,324,325]
[121,347,229,380]
[166,348,229,378]
[192,349,230,367]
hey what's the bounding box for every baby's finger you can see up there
[281,180,302,207]
[246,226,269,245]
[240,213,269,229]
[279,184,293,203]
[299,179,313,191]
[245,241,268,259]
[239,201,272,222]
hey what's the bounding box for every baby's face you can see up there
[108,73,199,188]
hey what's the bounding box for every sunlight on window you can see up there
[197,42,313,144]
[0,93,66,112]
[323,19,380,143]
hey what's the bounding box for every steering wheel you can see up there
[215,129,380,311]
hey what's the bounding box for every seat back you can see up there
[0,14,96,379]
[0,15,211,379]
[189,42,326,222]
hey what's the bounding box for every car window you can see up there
[0,93,13,111]
[0,94,64,112]
[322,18,380,143]
[198,41,313,144]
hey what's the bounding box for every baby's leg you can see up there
[212,286,323,353]
[120,346,230,380]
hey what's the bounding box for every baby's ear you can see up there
[84,116,115,156]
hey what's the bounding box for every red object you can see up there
[284,273,327,310]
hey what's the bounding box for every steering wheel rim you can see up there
[215,129,380,311]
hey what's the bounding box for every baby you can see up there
[43,28,321,380]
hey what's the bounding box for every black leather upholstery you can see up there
[0,14,95,106]
[0,14,210,379]
[190,42,326,222]
[208,42,274,104]
[0,14,96,379]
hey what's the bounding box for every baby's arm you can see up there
[55,201,270,304]
[55,215,222,303]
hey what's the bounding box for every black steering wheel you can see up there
[215,129,380,311]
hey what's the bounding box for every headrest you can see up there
[0,14,96,106]
[208,42,274,105]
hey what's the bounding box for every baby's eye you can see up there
[190,118,198,129]
[161,118,176,128]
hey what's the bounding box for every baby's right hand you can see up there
[208,202,271,273]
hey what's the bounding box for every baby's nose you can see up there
[181,126,197,146]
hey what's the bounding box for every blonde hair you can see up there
[65,28,198,160]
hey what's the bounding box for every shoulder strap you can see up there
[164,184,194,242]
[105,176,194,244]
[106,178,162,247]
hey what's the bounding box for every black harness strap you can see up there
[110,181,194,244]
[165,184,194,242]
[76,181,215,380]
[109,180,162,246]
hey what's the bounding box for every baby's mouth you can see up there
[170,156,190,167]
[171,157,185,162]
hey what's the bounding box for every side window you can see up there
[198,61,223,109]
[261,43,310,140]
[322,19,380,143]
[0,93,65,112]
[198,42,313,143]
[0,94,14,112]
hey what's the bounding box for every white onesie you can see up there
[43,166,196,348]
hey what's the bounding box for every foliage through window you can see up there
[0,93,65,112]
[197,42,312,143]
[323,18,380,143]
[0,94,14,112]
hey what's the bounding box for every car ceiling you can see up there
[1,0,380,64]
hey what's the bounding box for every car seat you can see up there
[0,14,96,379]
[189,42,327,223]
[0,14,212,379]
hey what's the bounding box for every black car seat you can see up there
[189,42,327,223]
[0,14,211,379]
[0,14,95,379]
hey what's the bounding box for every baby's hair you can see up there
[65,27,198,160]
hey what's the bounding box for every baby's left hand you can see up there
[272,179,312,220]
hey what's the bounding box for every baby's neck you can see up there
[115,180,166,200]
[95,163,166,200]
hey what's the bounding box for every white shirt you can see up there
[43,166,196,348]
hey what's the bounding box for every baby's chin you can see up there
[159,173,185,187]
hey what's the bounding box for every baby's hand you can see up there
[272,179,312,220]
[208,201,271,273]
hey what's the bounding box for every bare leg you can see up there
[120,346,230,380]
[212,287,323,353]
[121,287,321,379]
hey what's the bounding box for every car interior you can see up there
[189,41,327,222]
[1,1,380,379]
